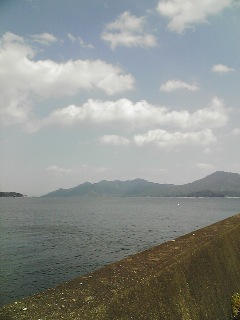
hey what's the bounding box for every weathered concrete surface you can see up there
[1,213,240,320]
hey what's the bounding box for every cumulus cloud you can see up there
[40,97,228,131]
[157,0,232,33]
[211,64,235,73]
[0,32,134,126]
[102,11,157,49]
[39,96,225,150]
[0,32,134,97]
[30,33,58,45]
[160,79,199,92]
[99,135,130,146]
[133,129,216,148]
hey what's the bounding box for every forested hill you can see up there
[0,192,24,197]
[42,171,240,198]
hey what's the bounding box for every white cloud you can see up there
[188,97,228,129]
[41,97,228,131]
[67,33,76,42]
[229,128,240,136]
[157,0,232,33]
[102,11,157,49]
[99,131,217,149]
[0,92,32,126]
[78,37,94,49]
[30,33,58,45]
[99,135,130,146]
[44,99,159,128]
[0,32,134,126]
[211,64,235,73]
[133,129,216,148]
[160,79,199,92]
[0,34,134,97]
[68,33,93,49]
[46,165,72,174]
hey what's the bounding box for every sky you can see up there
[0,0,239,196]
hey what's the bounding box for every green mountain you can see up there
[42,171,240,198]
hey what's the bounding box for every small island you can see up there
[0,192,24,197]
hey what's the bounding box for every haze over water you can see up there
[1,196,239,306]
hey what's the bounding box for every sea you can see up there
[0,196,239,307]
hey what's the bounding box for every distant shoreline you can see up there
[42,171,240,198]
[0,192,24,198]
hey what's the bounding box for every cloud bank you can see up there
[0,30,231,153]
[41,97,228,131]
[37,97,226,149]
[0,32,134,126]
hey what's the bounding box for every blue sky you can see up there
[0,0,239,196]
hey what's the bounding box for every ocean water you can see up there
[0,196,239,306]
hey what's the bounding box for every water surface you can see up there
[0,196,239,306]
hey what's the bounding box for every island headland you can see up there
[0,192,24,197]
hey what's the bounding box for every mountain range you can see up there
[42,171,240,198]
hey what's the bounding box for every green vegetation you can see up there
[42,171,240,198]
[231,293,240,319]
[0,192,24,197]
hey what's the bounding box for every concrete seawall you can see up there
[1,213,240,320]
